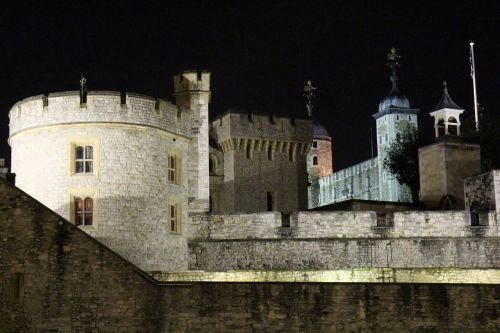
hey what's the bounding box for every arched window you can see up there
[313,156,318,165]
[75,197,93,226]
[448,117,458,135]
[437,119,445,136]
[75,146,93,174]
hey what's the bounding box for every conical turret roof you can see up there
[432,81,463,111]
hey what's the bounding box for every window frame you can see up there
[68,188,98,228]
[69,138,100,176]
[74,196,94,226]
[168,203,181,234]
[167,153,181,185]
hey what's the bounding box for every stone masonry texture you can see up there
[0,178,160,332]
[2,178,500,332]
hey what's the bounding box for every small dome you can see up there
[313,123,330,139]
[378,85,410,112]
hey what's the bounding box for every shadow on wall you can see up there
[55,194,188,272]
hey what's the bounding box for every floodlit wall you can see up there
[9,92,192,271]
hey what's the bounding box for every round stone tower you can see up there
[309,123,333,178]
[8,72,210,271]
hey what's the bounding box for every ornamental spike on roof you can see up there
[432,81,463,111]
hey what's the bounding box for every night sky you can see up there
[1,1,498,170]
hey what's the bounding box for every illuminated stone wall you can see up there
[9,90,194,271]
[209,112,312,213]
[189,238,500,271]
[189,211,500,240]
[310,157,380,208]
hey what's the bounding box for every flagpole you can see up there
[469,42,479,131]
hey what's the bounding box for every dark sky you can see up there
[1,1,498,170]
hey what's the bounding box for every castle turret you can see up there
[373,47,419,202]
[173,71,211,213]
[419,81,480,209]
[429,81,464,137]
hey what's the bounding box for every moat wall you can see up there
[160,283,500,333]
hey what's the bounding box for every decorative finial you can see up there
[303,80,316,118]
[443,80,447,89]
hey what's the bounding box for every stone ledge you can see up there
[150,268,500,284]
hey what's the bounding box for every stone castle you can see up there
[2,49,500,331]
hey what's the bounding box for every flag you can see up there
[469,45,474,78]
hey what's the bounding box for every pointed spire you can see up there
[432,80,463,111]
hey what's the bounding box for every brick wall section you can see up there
[160,283,500,332]
[0,178,160,331]
[189,238,500,271]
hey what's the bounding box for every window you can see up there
[268,145,273,160]
[74,197,93,226]
[75,146,93,174]
[169,204,180,233]
[396,115,399,120]
[312,140,318,148]
[266,192,274,211]
[313,156,318,165]
[289,147,294,162]
[168,155,178,183]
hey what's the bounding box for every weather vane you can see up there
[386,47,401,85]
[303,80,316,118]
[386,47,400,67]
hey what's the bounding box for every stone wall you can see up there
[160,283,500,332]
[465,170,500,212]
[190,211,500,240]
[2,178,500,332]
[9,91,189,137]
[9,92,192,272]
[313,157,380,208]
[0,178,160,332]
[189,238,500,271]
[210,111,312,213]
[419,139,481,209]
[308,137,332,177]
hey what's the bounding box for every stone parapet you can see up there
[9,91,190,139]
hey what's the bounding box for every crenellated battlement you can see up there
[8,91,191,140]
[173,70,210,94]
[210,111,312,153]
